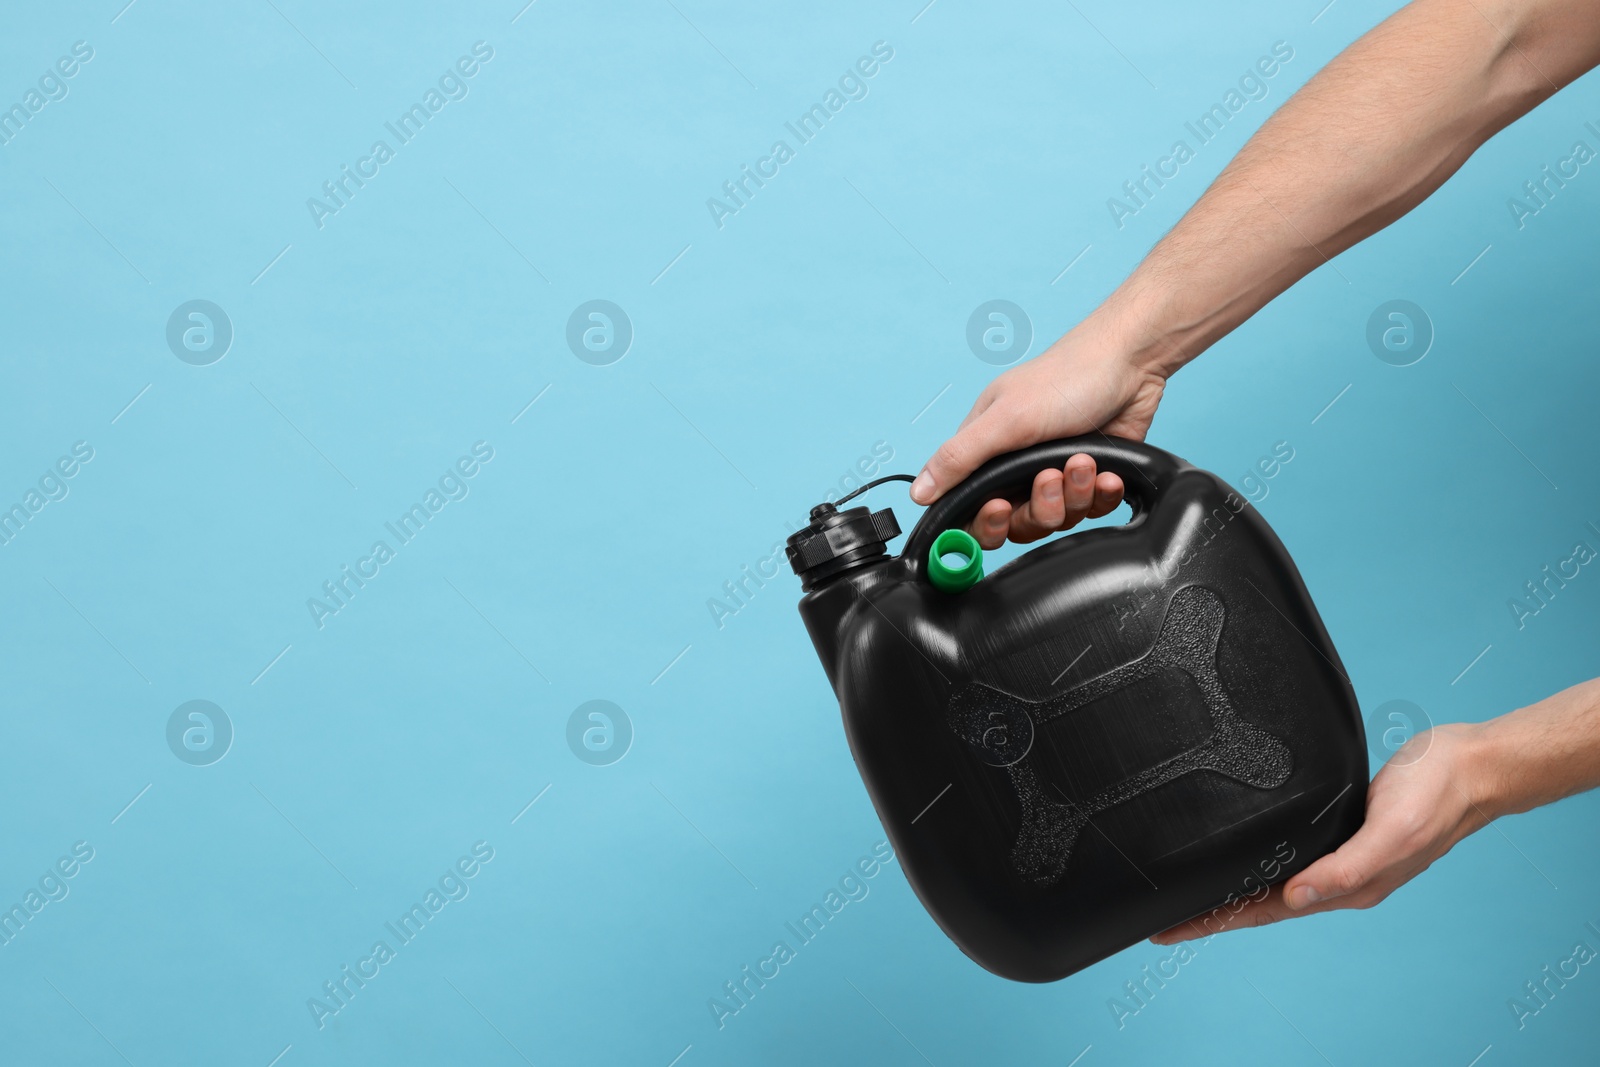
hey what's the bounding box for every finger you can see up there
[912,406,1022,505]
[1166,885,1329,943]
[1012,461,1124,543]
[966,499,1013,550]
[1009,470,1066,544]
[1149,886,1289,944]
[1148,915,1215,945]
[1085,472,1125,519]
[1149,879,1371,945]
[1057,455,1097,528]
[1280,815,1397,911]
[1011,457,1106,544]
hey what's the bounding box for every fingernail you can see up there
[1042,479,1062,502]
[1070,466,1092,489]
[1288,886,1321,909]
[910,470,934,503]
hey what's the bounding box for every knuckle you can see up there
[931,439,972,475]
[1034,498,1065,526]
[1330,863,1366,896]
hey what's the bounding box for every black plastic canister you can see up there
[787,436,1367,981]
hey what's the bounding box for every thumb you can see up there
[1282,823,1386,911]
[911,407,1021,504]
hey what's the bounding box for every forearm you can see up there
[1473,676,1600,816]
[1086,0,1600,374]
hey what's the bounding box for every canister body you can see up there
[798,467,1366,981]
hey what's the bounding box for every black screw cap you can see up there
[786,504,901,591]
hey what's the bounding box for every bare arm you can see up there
[912,0,1600,550]
[1482,675,1600,814]
[1108,0,1597,378]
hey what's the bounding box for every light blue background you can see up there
[3,0,1598,1064]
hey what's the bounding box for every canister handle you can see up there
[902,436,1185,570]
